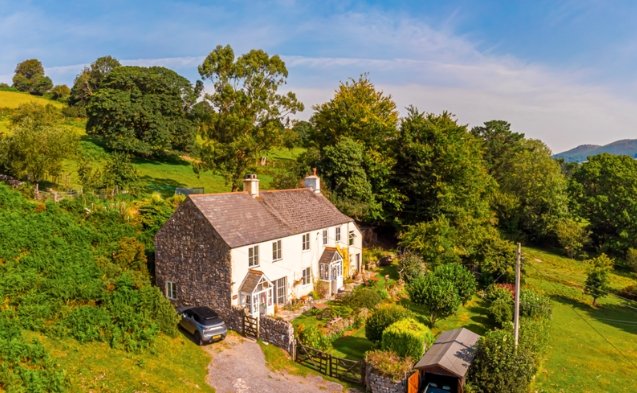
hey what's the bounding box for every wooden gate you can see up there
[407,371,420,393]
[295,343,365,386]
[243,314,259,340]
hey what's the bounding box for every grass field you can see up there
[525,247,637,393]
[31,332,214,393]
[0,90,64,109]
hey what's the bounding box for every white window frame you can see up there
[302,267,311,285]
[272,239,282,261]
[166,281,177,300]
[349,230,355,246]
[322,229,328,245]
[249,245,259,267]
[302,233,310,251]
[335,227,341,242]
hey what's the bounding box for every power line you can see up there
[570,306,637,370]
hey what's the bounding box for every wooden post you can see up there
[514,242,521,349]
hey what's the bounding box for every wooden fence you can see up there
[295,342,365,386]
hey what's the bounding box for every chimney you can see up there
[243,174,259,197]
[304,168,320,194]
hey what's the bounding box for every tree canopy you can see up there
[86,66,197,156]
[70,56,121,108]
[12,59,53,95]
[195,44,303,191]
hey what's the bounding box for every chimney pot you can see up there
[243,174,259,197]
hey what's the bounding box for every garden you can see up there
[291,248,555,392]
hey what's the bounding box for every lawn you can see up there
[31,332,214,393]
[524,247,637,393]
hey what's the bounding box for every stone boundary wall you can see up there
[260,316,295,354]
[364,364,407,393]
[224,306,247,333]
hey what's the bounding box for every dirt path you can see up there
[205,334,346,393]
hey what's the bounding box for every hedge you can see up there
[365,304,414,342]
[381,318,433,360]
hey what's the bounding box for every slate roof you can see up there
[188,188,353,248]
[414,328,481,378]
[239,270,267,293]
[319,247,342,265]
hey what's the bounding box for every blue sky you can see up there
[2,0,637,152]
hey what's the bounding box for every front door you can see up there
[331,262,343,295]
[259,291,268,317]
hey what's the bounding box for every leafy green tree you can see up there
[12,59,53,95]
[101,153,140,194]
[86,66,197,156]
[399,217,460,266]
[396,252,426,283]
[407,274,460,326]
[472,121,569,242]
[432,263,477,304]
[0,103,77,189]
[571,153,637,255]
[306,75,402,223]
[50,84,71,102]
[70,56,121,108]
[196,44,303,191]
[584,254,613,306]
[554,218,589,259]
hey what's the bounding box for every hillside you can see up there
[0,184,212,391]
[555,139,637,162]
[0,90,64,109]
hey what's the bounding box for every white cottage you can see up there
[155,173,363,318]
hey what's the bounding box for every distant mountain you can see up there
[554,139,637,163]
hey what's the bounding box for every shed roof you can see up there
[189,189,353,248]
[414,328,480,378]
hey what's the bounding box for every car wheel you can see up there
[194,332,203,346]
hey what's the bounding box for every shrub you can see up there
[365,304,414,342]
[555,218,589,259]
[520,290,552,320]
[397,252,426,283]
[342,286,382,310]
[468,329,537,393]
[488,296,513,328]
[407,274,460,326]
[432,263,477,304]
[365,350,414,382]
[619,284,637,301]
[62,305,111,343]
[381,318,433,360]
[297,325,332,350]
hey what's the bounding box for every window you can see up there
[249,245,259,267]
[302,233,310,250]
[275,277,287,304]
[272,240,282,261]
[165,281,177,300]
[322,229,328,245]
[349,230,355,246]
[302,267,311,285]
[335,227,341,242]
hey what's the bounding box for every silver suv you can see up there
[179,306,227,345]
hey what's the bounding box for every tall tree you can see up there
[86,66,197,156]
[0,103,77,188]
[472,121,569,242]
[570,153,637,255]
[196,44,303,191]
[70,56,121,108]
[306,75,402,223]
[12,59,53,95]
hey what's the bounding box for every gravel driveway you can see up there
[205,334,346,393]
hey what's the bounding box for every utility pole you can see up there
[514,242,521,349]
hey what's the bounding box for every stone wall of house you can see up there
[260,316,295,353]
[155,198,233,318]
[364,365,407,393]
